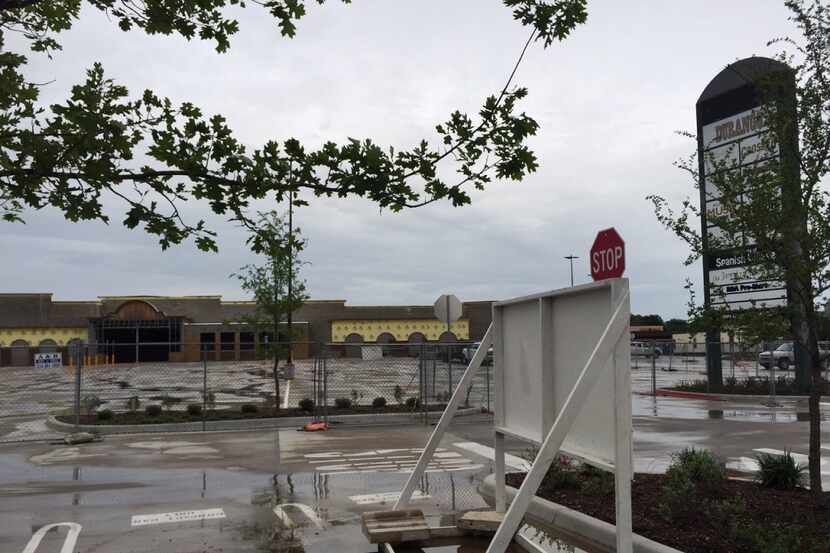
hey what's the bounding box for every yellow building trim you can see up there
[331,319,470,342]
[0,327,88,346]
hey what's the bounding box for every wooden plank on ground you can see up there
[361,509,430,544]
[457,511,504,533]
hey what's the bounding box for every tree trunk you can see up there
[273,316,280,412]
[805,303,823,498]
[808,378,822,497]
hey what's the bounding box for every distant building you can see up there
[0,293,493,366]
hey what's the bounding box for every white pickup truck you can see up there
[631,342,661,358]
[759,341,830,370]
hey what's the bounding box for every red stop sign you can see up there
[590,227,625,281]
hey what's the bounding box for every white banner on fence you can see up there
[34,352,62,369]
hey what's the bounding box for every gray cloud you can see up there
[2,0,796,316]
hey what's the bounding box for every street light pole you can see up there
[564,255,579,287]
[287,187,294,366]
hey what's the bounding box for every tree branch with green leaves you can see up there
[0,0,588,251]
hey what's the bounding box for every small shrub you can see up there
[241,403,259,415]
[393,385,404,404]
[671,448,725,490]
[117,380,130,389]
[405,396,420,410]
[537,455,579,492]
[372,397,387,409]
[334,397,353,409]
[657,468,696,522]
[97,409,113,421]
[145,404,163,417]
[125,395,141,413]
[298,398,315,412]
[81,395,103,416]
[186,403,203,417]
[350,389,363,404]
[755,450,806,490]
[579,463,614,496]
[658,448,725,522]
[734,521,808,553]
[707,496,746,534]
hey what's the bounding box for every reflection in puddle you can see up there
[235,520,306,553]
[394,523,587,552]
[633,394,830,423]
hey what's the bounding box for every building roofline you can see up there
[97,295,223,300]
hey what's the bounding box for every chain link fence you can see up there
[630,338,830,398]
[0,340,492,443]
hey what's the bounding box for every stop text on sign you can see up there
[590,227,626,281]
[592,246,623,274]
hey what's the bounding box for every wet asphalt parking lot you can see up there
[2,359,830,552]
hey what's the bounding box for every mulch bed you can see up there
[57,403,452,425]
[506,472,830,553]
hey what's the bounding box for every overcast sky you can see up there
[2,1,798,317]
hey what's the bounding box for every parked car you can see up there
[462,342,494,365]
[759,341,830,370]
[631,342,661,358]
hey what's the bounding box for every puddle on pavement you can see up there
[0,452,596,552]
[633,394,830,422]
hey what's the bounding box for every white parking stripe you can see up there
[273,503,324,529]
[21,523,81,553]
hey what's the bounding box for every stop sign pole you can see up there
[590,227,625,281]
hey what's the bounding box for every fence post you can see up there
[202,347,207,432]
[770,355,778,406]
[323,354,329,423]
[420,342,427,424]
[448,343,453,398]
[74,343,83,431]
[651,339,657,397]
[486,361,491,413]
[755,343,760,379]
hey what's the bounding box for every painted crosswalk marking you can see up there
[131,508,225,527]
[304,447,482,475]
[349,491,430,505]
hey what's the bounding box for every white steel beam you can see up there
[394,324,494,509]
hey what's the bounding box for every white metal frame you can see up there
[395,279,632,553]
[394,323,494,509]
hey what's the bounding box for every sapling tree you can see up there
[233,210,307,411]
[649,0,830,497]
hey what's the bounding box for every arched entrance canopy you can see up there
[90,300,183,362]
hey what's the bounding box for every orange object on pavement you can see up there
[302,421,329,432]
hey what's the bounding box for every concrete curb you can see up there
[652,388,822,401]
[478,475,683,553]
[45,407,482,435]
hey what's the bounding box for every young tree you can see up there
[649,0,830,497]
[233,210,307,410]
[0,1,587,250]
